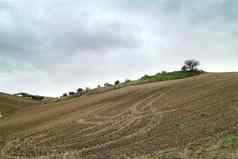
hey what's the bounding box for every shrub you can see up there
[181,65,188,72]
[77,88,83,93]
[77,88,83,96]
[114,80,120,86]
[69,92,75,96]
[104,83,112,87]
[32,96,44,101]
[125,79,131,83]
[63,93,68,97]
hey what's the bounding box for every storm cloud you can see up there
[0,0,238,96]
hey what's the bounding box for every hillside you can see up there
[14,92,55,101]
[0,92,41,117]
[0,73,238,159]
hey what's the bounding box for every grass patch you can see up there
[222,135,238,148]
[140,71,203,82]
[159,153,180,159]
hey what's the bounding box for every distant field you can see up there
[0,92,40,116]
[0,73,238,159]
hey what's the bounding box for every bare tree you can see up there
[183,59,200,71]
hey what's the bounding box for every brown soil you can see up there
[0,73,238,159]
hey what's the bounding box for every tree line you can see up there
[61,59,202,98]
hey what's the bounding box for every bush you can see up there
[125,79,131,83]
[104,83,112,87]
[63,93,68,97]
[141,74,149,80]
[69,92,75,96]
[77,88,83,93]
[76,88,83,96]
[114,80,120,86]
[32,96,44,101]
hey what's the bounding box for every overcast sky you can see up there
[0,0,237,96]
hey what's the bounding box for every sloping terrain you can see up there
[0,92,40,116]
[0,73,238,159]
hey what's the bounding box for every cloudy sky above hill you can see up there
[0,0,237,96]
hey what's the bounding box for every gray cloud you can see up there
[0,0,238,96]
[0,0,141,61]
